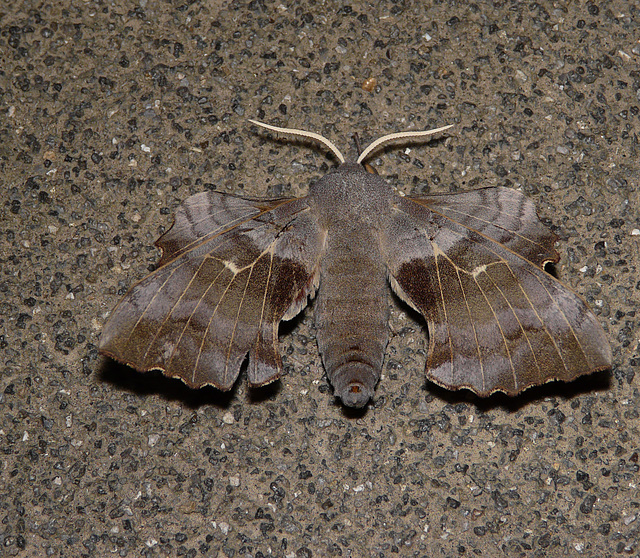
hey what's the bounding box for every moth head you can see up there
[249,119,454,167]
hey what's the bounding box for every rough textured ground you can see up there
[1,1,639,556]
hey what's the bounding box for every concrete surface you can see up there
[1,0,639,556]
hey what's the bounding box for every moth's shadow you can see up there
[424,368,611,412]
[544,261,559,279]
[100,357,282,410]
[337,400,370,419]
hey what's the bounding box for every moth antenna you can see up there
[352,132,363,156]
[349,132,378,174]
[249,119,346,164]
[356,123,455,165]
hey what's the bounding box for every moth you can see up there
[99,120,612,408]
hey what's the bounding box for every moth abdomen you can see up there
[314,232,390,408]
[329,358,380,409]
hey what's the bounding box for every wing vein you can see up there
[126,265,183,344]
[255,249,275,350]
[141,257,208,362]
[224,262,256,378]
[405,199,553,263]
[455,267,486,392]
[175,264,232,383]
[522,266,589,370]
[428,240,454,375]
[485,270,544,383]
[470,269,518,389]
[167,264,230,382]
[167,201,309,262]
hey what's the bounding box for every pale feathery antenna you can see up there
[249,119,345,164]
[250,120,454,166]
[356,124,454,165]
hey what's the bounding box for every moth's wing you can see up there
[99,191,325,390]
[384,187,611,396]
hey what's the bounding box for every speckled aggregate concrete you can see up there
[1,1,639,556]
